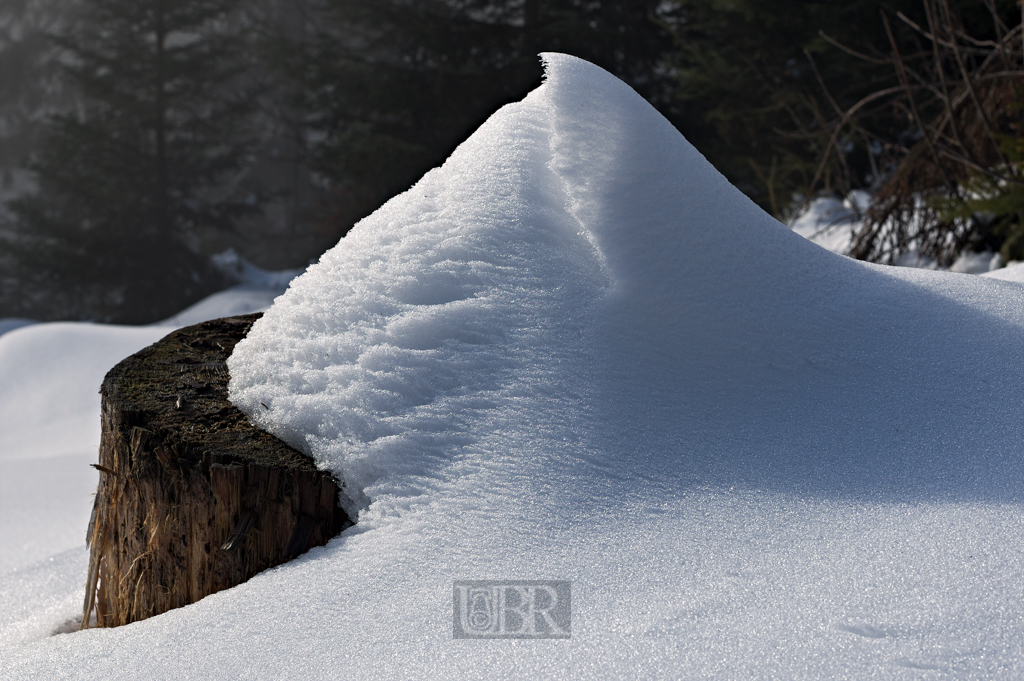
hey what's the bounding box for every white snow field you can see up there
[4,53,1024,679]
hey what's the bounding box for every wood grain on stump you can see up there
[83,313,353,628]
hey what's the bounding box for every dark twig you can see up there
[882,10,955,190]
[982,0,1010,49]
[939,0,1007,166]
[805,48,844,118]
[923,0,969,156]
[802,85,909,210]
[896,10,994,56]
[818,30,890,64]
[935,146,1024,188]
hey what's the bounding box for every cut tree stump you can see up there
[83,313,353,628]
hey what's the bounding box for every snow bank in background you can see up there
[211,247,304,290]
[0,271,298,464]
[984,261,1024,283]
[5,54,1024,679]
[0,252,298,338]
[788,190,867,254]
[0,323,168,573]
[0,324,169,463]
[0,273,299,574]
[949,250,1000,274]
[156,250,301,327]
[155,285,286,327]
[789,192,1004,275]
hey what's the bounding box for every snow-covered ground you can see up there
[788,189,869,255]
[0,258,295,643]
[790,189,1005,274]
[4,54,1024,679]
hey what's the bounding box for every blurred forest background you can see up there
[0,0,1019,323]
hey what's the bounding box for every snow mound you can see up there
[230,53,1024,514]
[229,55,609,513]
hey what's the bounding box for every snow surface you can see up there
[4,54,1024,679]
[983,262,1024,283]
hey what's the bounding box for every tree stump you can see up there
[83,313,353,628]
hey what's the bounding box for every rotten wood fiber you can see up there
[83,313,353,629]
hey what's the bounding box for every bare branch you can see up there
[802,84,909,208]
[804,48,844,118]
[935,146,1024,188]
[896,11,994,56]
[882,10,954,189]
[981,0,1010,45]
[923,0,968,157]
[975,70,1024,81]
[939,0,1007,166]
[818,30,890,64]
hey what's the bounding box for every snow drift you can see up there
[6,53,1024,680]
[229,53,1024,510]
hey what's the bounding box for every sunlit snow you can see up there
[4,54,1024,679]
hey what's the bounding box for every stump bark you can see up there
[83,313,353,628]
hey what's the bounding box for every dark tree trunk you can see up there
[83,313,353,628]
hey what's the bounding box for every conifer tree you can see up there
[3,0,259,323]
[286,0,675,236]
